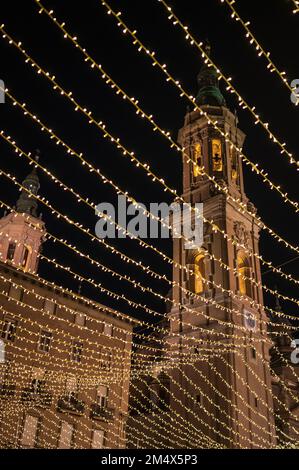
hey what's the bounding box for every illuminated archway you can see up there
[193,142,203,177]
[194,253,205,294]
[211,138,223,172]
[237,251,252,297]
[6,242,16,262]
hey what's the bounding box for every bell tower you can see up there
[167,46,277,448]
[0,154,45,274]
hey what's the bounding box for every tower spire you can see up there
[196,42,226,107]
[0,150,45,273]
[16,150,40,217]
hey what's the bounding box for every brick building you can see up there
[126,46,290,449]
[0,164,136,449]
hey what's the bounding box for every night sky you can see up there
[0,0,298,329]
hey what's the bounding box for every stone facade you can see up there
[0,262,135,448]
[0,163,136,448]
[127,74,279,448]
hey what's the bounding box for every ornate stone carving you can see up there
[209,179,226,196]
[209,182,220,196]
[233,221,248,245]
[247,201,257,215]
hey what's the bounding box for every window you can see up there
[96,385,108,408]
[244,310,256,331]
[43,299,56,315]
[91,429,104,449]
[58,421,74,449]
[237,251,252,297]
[22,245,32,271]
[231,148,238,182]
[106,351,112,371]
[21,415,39,447]
[7,242,16,262]
[38,330,52,353]
[0,339,5,364]
[254,397,258,408]
[98,348,111,370]
[1,317,17,342]
[251,347,256,360]
[71,341,83,363]
[9,284,23,301]
[103,323,113,336]
[194,253,205,294]
[75,312,86,326]
[211,138,223,172]
[65,375,77,396]
[98,348,104,368]
[193,142,203,177]
[31,367,45,392]
[196,394,202,405]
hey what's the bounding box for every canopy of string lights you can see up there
[0,0,298,451]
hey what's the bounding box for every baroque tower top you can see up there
[0,152,45,274]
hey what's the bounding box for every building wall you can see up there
[127,104,278,449]
[0,263,134,449]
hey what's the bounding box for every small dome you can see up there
[195,45,226,107]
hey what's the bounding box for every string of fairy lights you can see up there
[1,340,296,450]
[0,362,219,450]
[2,88,299,311]
[219,0,294,93]
[16,4,299,248]
[1,250,298,444]
[0,324,298,450]
[0,334,241,448]
[0,98,296,444]
[1,330,298,448]
[0,112,298,324]
[0,338,278,448]
[1,241,269,356]
[98,0,299,213]
[0,0,298,449]
[0,97,298,313]
[1,180,297,356]
[0,3,296,322]
[2,248,299,442]
[5,258,296,414]
[1,29,298,292]
[0,239,290,370]
[0,262,284,370]
[0,350,241,450]
[1,18,298,232]
[0,362,296,450]
[0,369,218,449]
[156,0,299,169]
[2,253,277,381]
[0,369,137,449]
[0,169,296,422]
[291,1,299,14]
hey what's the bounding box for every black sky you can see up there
[0,0,298,326]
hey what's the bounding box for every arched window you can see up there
[7,242,16,262]
[211,139,223,172]
[231,148,238,182]
[22,245,32,271]
[194,253,206,294]
[237,251,252,297]
[193,142,203,177]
